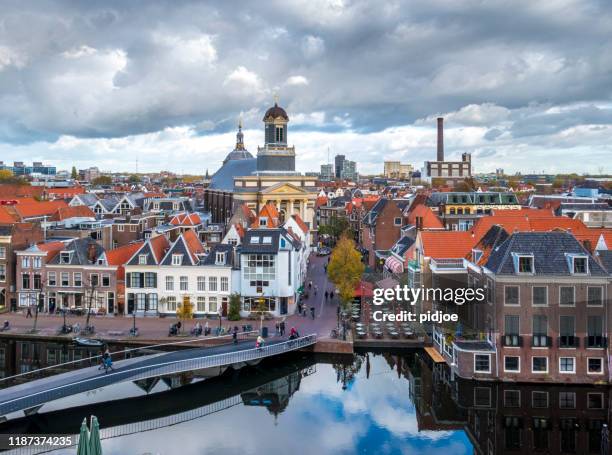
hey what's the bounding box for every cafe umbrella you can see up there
[76,418,90,455]
[89,415,103,455]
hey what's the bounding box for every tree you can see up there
[327,235,365,310]
[128,174,141,184]
[92,175,112,186]
[84,274,100,333]
[71,166,78,179]
[319,216,350,241]
[177,296,194,332]
[227,293,241,321]
[0,169,28,185]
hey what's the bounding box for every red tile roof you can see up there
[105,241,145,280]
[420,231,476,259]
[291,213,309,235]
[170,212,202,226]
[150,235,170,263]
[46,187,85,198]
[491,208,554,218]
[407,204,444,229]
[0,184,44,199]
[13,200,69,219]
[0,206,17,223]
[253,202,280,228]
[182,229,204,262]
[49,205,96,221]
[37,241,66,261]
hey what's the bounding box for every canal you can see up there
[0,339,609,454]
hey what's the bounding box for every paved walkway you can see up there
[0,254,340,342]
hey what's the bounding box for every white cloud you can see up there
[285,75,309,86]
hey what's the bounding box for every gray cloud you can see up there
[0,0,610,173]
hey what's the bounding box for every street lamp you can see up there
[218,307,222,332]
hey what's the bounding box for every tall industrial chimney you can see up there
[437,117,444,162]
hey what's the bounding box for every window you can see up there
[166,296,177,311]
[587,393,603,409]
[74,272,82,287]
[47,272,56,286]
[61,272,69,287]
[107,292,114,311]
[559,286,575,306]
[504,356,520,372]
[532,315,548,347]
[587,316,604,348]
[504,286,519,305]
[197,276,206,292]
[559,315,577,348]
[59,252,71,264]
[474,354,491,373]
[209,296,218,313]
[262,237,272,245]
[139,254,147,265]
[0,264,5,281]
[503,315,521,346]
[90,274,99,287]
[215,252,225,264]
[532,391,549,408]
[474,387,491,407]
[259,217,267,226]
[102,275,110,287]
[559,392,576,409]
[220,276,229,292]
[197,296,206,312]
[180,276,188,291]
[209,277,217,291]
[572,256,587,274]
[532,286,547,306]
[0,246,5,259]
[130,273,142,288]
[144,272,156,288]
[33,257,42,268]
[172,254,182,266]
[587,286,603,306]
[165,276,174,291]
[21,257,30,268]
[136,293,146,311]
[532,356,548,373]
[504,390,520,408]
[117,224,124,232]
[517,255,534,273]
[251,236,260,244]
[130,225,137,232]
[275,126,284,142]
[394,217,402,226]
[22,274,30,289]
[587,358,603,374]
[559,357,575,373]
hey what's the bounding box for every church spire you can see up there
[235,116,245,150]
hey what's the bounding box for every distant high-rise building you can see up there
[0,161,56,176]
[423,117,472,185]
[384,161,413,180]
[320,164,334,181]
[341,160,357,181]
[334,154,345,179]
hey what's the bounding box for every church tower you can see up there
[257,96,296,173]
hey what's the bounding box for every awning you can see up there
[384,256,404,274]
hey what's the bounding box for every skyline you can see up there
[0,0,611,175]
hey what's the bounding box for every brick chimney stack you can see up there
[87,242,97,263]
[437,117,444,162]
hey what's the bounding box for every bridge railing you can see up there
[0,334,317,416]
[0,331,258,387]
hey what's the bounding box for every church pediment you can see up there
[261,182,308,195]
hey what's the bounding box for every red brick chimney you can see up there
[437,117,444,162]
[87,242,97,263]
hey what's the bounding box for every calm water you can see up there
[0,340,609,454]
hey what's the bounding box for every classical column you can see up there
[288,200,294,216]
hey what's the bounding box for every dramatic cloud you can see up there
[0,0,611,174]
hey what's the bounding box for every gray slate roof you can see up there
[209,158,257,191]
[160,236,194,266]
[240,228,300,254]
[76,193,99,206]
[597,250,612,275]
[48,238,104,265]
[201,244,234,266]
[485,231,607,276]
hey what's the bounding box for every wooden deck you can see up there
[424,346,446,363]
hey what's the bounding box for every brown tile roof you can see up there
[407,204,444,229]
[252,202,279,228]
[183,229,204,262]
[49,205,96,221]
[105,241,145,280]
[0,206,17,223]
[291,213,309,234]
[0,184,44,199]
[420,231,476,259]
[150,235,170,263]
[13,200,69,219]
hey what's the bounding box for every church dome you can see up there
[222,121,253,164]
[263,102,289,121]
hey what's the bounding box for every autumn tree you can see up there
[92,175,112,186]
[176,296,194,332]
[327,235,365,310]
[0,169,28,185]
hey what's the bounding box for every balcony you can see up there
[531,335,552,348]
[502,334,523,347]
[429,258,466,274]
[558,335,579,348]
[585,335,608,348]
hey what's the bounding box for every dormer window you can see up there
[566,254,589,274]
[259,217,267,227]
[512,254,534,274]
[139,254,148,265]
[60,252,72,264]
[251,236,260,244]
[262,236,272,244]
[472,249,483,263]
[172,254,183,266]
[215,252,225,265]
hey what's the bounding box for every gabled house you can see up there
[92,196,120,217]
[112,192,145,215]
[222,223,245,246]
[361,198,410,268]
[68,193,99,208]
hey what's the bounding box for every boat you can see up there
[73,337,105,348]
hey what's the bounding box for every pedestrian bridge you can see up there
[0,334,317,417]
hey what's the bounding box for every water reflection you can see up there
[0,339,609,454]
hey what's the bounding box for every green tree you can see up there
[92,175,112,185]
[327,235,365,310]
[319,215,350,240]
[128,174,141,184]
[71,166,78,179]
[228,293,241,321]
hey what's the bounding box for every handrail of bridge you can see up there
[0,330,258,384]
[0,334,317,415]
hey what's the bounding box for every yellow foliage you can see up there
[177,296,194,321]
[327,235,365,308]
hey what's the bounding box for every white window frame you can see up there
[102,274,110,287]
[587,286,604,307]
[117,225,124,232]
[172,254,183,266]
[47,271,56,286]
[179,276,188,291]
[531,356,548,374]
[138,254,147,265]
[474,354,491,374]
[532,286,548,307]
[587,357,604,375]
[197,276,206,292]
[220,276,229,292]
[165,276,174,291]
[504,355,520,373]
[559,357,576,374]
[559,286,575,307]
[504,285,520,306]
[73,272,82,287]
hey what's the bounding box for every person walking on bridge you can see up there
[256,335,264,351]
[233,326,238,344]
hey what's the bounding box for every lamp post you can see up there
[218,307,222,332]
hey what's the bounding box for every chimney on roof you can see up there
[87,242,97,263]
[437,117,444,162]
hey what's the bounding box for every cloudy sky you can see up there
[0,0,611,176]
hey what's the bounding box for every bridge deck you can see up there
[0,335,316,417]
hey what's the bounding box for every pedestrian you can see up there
[205,320,210,336]
[314,285,318,295]
[232,328,238,344]
[289,327,299,339]
[26,307,32,318]
[297,302,302,315]
[275,322,280,336]
[302,306,307,317]
[330,290,334,300]
[256,335,264,350]
[310,306,315,320]
[176,320,182,333]
[324,264,327,272]
[280,320,286,336]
